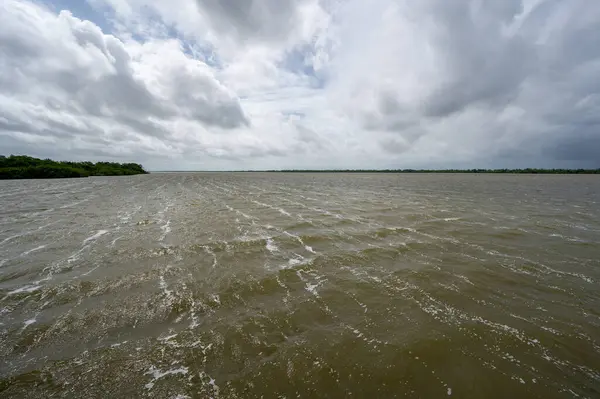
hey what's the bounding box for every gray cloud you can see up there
[544,134,600,163]
[0,1,249,160]
[421,1,531,117]
[342,0,600,167]
[195,0,308,42]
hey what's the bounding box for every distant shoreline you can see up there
[152,169,600,174]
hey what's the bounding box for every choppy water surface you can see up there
[1,173,599,398]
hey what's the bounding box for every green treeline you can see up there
[0,155,148,180]
[268,168,600,174]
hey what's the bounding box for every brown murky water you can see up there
[1,173,599,398]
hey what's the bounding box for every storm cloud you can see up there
[1,0,599,169]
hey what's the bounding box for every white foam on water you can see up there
[284,231,316,254]
[306,282,320,296]
[388,226,417,233]
[455,275,475,286]
[79,264,101,277]
[144,366,189,390]
[7,284,42,296]
[251,200,293,217]
[60,198,89,209]
[281,253,314,270]
[225,204,255,220]
[550,233,587,243]
[297,271,327,298]
[289,258,303,266]
[344,324,387,349]
[210,294,221,305]
[22,318,36,329]
[21,245,46,256]
[67,245,90,264]
[198,371,220,397]
[505,254,593,283]
[159,220,171,241]
[310,206,333,216]
[159,276,175,304]
[447,388,452,396]
[0,233,25,246]
[203,246,218,268]
[219,240,232,253]
[83,230,108,244]
[158,334,178,342]
[540,326,561,335]
[266,237,279,253]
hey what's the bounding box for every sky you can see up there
[1,0,599,170]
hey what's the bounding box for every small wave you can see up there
[225,204,255,220]
[278,208,292,216]
[251,199,293,217]
[21,317,37,331]
[83,230,108,244]
[203,246,218,268]
[159,220,171,241]
[60,198,89,209]
[443,217,460,222]
[0,233,24,246]
[266,237,279,253]
[281,255,313,270]
[7,284,42,296]
[144,366,189,390]
[284,231,318,254]
[549,233,588,243]
[21,245,47,256]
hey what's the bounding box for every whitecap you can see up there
[0,233,24,246]
[266,237,279,253]
[203,246,218,268]
[278,208,292,216]
[7,284,42,296]
[21,245,46,256]
[23,318,36,329]
[83,230,108,244]
[144,366,189,390]
[159,220,171,241]
[288,258,303,266]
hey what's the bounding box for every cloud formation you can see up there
[1,0,599,169]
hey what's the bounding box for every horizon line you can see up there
[149,168,600,174]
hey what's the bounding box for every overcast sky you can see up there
[1,0,599,170]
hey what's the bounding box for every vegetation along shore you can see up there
[0,155,148,179]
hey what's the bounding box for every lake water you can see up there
[1,173,599,398]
